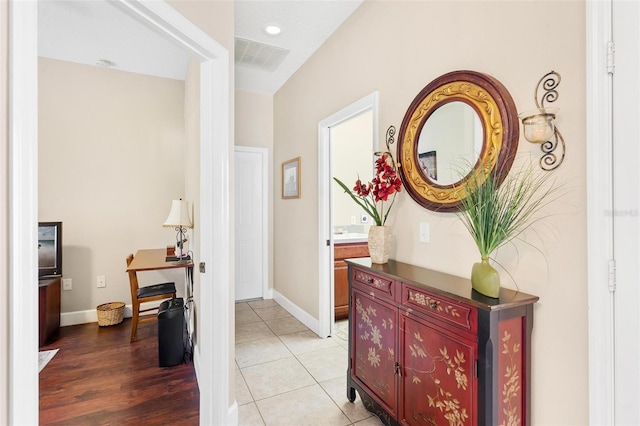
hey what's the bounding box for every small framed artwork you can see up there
[282,157,301,199]
[419,150,438,181]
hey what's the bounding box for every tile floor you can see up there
[235,299,383,426]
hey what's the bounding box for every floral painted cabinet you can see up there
[400,315,477,425]
[346,258,538,426]
[352,289,398,416]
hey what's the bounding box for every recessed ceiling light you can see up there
[264,24,281,36]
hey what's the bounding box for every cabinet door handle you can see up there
[367,278,374,284]
[394,362,402,377]
[429,301,438,310]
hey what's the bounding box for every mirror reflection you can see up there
[398,70,519,212]
[417,102,483,185]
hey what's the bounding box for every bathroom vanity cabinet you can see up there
[346,258,538,425]
[334,242,369,320]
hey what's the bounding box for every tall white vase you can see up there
[368,225,392,264]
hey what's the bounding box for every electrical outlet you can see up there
[97,275,106,288]
[62,278,72,291]
[360,214,369,224]
[419,222,430,243]
[351,216,356,225]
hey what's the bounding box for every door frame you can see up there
[317,92,378,338]
[234,146,270,301]
[8,1,233,424]
[586,0,615,424]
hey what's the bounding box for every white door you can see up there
[234,147,268,301]
[613,1,640,423]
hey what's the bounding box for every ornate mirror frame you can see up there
[398,70,519,212]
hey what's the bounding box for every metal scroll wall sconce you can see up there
[518,71,565,171]
[374,125,397,159]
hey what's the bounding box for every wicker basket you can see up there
[97,302,125,326]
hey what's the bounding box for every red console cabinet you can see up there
[346,258,538,426]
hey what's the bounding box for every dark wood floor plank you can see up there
[39,318,198,425]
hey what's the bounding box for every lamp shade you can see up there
[163,199,193,228]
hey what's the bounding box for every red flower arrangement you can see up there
[334,152,403,226]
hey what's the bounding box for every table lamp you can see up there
[163,199,193,261]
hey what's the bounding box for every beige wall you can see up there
[274,1,587,424]
[332,109,374,230]
[169,0,234,52]
[235,89,274,293]
[235,90,273,150]
[38,58,187,313]
[0,0,8,422]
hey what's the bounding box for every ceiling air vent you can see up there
[235,37,289,72]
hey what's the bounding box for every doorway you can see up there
[8,1,232,424]
[317,92,378,338]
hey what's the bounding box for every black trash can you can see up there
[158,297,185,367]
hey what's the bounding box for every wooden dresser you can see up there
[334,242,369,320]
[346,258,538,425]
[39,277,61,347]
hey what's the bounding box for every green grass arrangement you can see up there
[457,162,563,297]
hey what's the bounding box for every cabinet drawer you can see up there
[352,268,395,299]
[402,284,477,334]
[335,243,369,260]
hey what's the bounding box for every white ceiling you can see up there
[37,0,363,95]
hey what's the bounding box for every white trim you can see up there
[198,54,233,425]
[273,289,321,336]
[60,309,101,327]
[110,1,219,61]
[60,302,166,327]
[228,401,239,426]
[9,1,233,424]
[235,146,270,301]
[317,92,378,339]
[0,1,9,422]
[586,0,615,424]
[8,1,39,424]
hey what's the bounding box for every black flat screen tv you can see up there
[38,222,62,279]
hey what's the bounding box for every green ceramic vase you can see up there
[471,258,500,298]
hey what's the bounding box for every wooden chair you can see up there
[126,254,176,342]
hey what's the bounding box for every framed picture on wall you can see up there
[282,157,301,199]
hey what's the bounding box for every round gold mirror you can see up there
[398,70,519,212]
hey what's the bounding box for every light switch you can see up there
[419,222,430,243]
[62,278,72,291]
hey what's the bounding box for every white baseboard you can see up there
[60,309,99,327]
[272,289,322,337]
[228,400,238,425]
[193,342,201,375]
[60,301,166,327]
